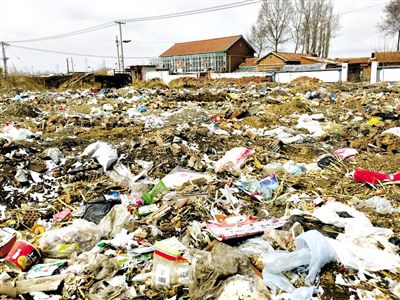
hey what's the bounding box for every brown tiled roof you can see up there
[336,57,370,64]
[371,51,400,63]
[239,57,258,67]
[257,52,338,64]
[160,35,243,57]
[273,52,308,62]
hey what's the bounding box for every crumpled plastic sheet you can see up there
[215,147,254,176]
[262,230,336,293]
[314,202,400,273]
[189,242,269,300]
[82,141,118,171]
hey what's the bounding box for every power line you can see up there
[6,22,115,44]
[8,44,156,59]
[118,0,261,23]
[5,0,261,44]
[338,3,383,16]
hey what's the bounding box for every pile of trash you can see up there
[0,81,399,299]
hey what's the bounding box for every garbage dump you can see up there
[0,78,399,299]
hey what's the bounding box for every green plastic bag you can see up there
[142,180,169,204]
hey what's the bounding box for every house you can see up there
[370,51,400,66]
[336,57,370,82]
[126,65,157,81]
[256,52,338,72]
[159,35,255,73]
[235,57,258,72]
[337,51,400,82]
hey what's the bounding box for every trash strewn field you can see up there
[0,78,399,299]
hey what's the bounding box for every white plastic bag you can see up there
[291,286,315,300]
[162,166,212,190]
[39,219,103,258]
[296,114,325,137]
[263,248,310,274]
[215,147,254,175]
[262,230,336,292]
[381,127,400,137]
[351,196,399,214]
[262,270,295,293]
[82,141,118,171]
[295,230,336,283]
[1,125,33,142]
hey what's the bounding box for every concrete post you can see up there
[370,61,378,84]
[341,63,348,82]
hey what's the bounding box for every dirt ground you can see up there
[0,78,399,299]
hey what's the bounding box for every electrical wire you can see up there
[6,22,115,44]
[8,44,156,59]
[118,0,261,23]
[5,0,261,44]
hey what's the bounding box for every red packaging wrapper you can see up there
[354,168,400,185]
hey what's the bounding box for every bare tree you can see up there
[378,0,400,51]
[247,23,269,57]
[291,0,338,57]
[250,0,338,57]
[290,0,306,53]
[257,0,293,52]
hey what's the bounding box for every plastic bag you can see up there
[235,175,279,200]
[296,114,325,137]
[263,248,311,274]
[351,196,399,214]
[215,147,254,175]
[333,147,359,160]
[263,230,336,290]
[39,219,103,258]
[263,229,295,250]
[82,196,121,224]
[162,166,211,190]
[98,205,133,239]
[217,275,271,300]
[291,286,315,300]
[353,168,400,185]
[43,148,64,165]
[82,142,118,171]
[237,237,274,260]
[1,125,33,142]
[313,201,371,228]
[283,160,305,175]
[142,180,169,204]
[381,127,400,137]
[295,230,336,283]
[262,270,295,293]
[189,242,265,300]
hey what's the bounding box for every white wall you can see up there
[370,61,378,84]
[145,71,197,83]
[210,72,271,79]
[275,69,342,83]
[145,67,346,84]
[145,71,270,83]
[377,67,400,82]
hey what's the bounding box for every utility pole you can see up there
[115,35,120,72]
[115,21,126,72]
[66,58,70,74]
[1,41,9,78]
[70,57,74,73]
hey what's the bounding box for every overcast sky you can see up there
[0,0,394,74]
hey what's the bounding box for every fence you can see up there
[144,63,349,84]
[370,61,400,83]
[274,67,345,83]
